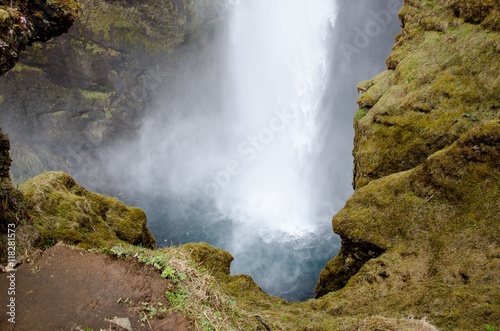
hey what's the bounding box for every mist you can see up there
[95,0,403,301]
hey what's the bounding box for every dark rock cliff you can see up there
[0,0,164,257]
[0,0,228,184]
[0,0,80,264]
[0,130,31,260]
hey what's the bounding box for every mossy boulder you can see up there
[178,242,233,278]
[316,120,500,330]
[353,0,500,189]
[19,171,155,249]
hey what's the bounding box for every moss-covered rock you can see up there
[316,2,499,329]
[317,121,500,329]
[0,0,80,74]
[19,171,155,249]
[353,0,500,189]
[177,242,233,278]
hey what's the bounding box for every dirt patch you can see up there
[0,244,191,330]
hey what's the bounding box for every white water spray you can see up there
[97,0,401,301]
[214,0,337,238]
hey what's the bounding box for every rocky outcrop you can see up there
[316,1,499,329]
[316,120,499,329]
[0,0,80,74]
[0,129,33,265]
[352,0,499,189]
[20,171,156,249]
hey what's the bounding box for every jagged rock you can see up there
[316,238,384,298]
[0,0,80,75]
[19,171,156,249]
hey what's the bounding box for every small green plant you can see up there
[201,318,215,331]
[146,255,166,270]
[139,301,167,322]
[166,287,189,311]
[161,266,176,279]
[485,325,495,331]
[44,238,55,249]
[110,245,127,258]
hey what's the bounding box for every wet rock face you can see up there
[0,0,230,185]
[0,0,80,75]
[0,0,186,184]
[0,130,12,184]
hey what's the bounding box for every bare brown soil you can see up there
[0,244,191,331]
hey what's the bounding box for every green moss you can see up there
[0,8,9,22]
[10,63,43,73]
[178,242,233,278]
[80,89,113,101]
[85,41,106,55]
[354,4,500,188]
[19,171,156,250]
[79,90,114,120]
[355,108,369,119]
[104,107,112,119]
[80,0,185,52]
[318,120,500,330]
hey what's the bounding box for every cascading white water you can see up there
[97,0,402,301]
[214,0,337,238]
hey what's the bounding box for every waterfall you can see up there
[213,0,337,236]
[99,0,402,301]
